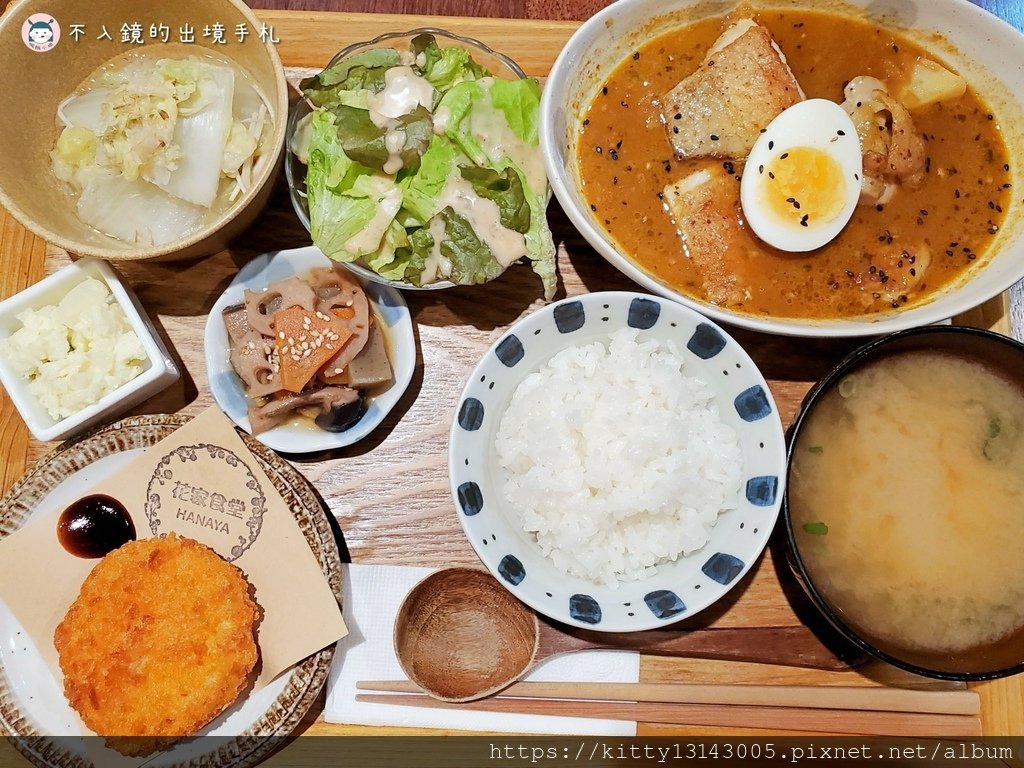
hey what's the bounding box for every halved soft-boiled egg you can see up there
[740,99,862,252]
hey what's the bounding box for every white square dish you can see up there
[0,259,179,442]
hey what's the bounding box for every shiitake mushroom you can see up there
[315,392,367,432]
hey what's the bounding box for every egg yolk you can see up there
[763,146,846,227]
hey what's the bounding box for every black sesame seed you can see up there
[759,164,764,174]
[632,51,640,60]
[674,112,681,120]
[768,171,775,179]
[800,214,809,227]
[710,134,719,141]
[837,129,846,136]
[768,140,774,150]
[590,204,597,211]
[602,86,608,95]
[673,125,679,134]
[780,152,789,159]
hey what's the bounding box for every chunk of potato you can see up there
[897,58,967,109]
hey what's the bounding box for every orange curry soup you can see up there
[576,9,1012,319]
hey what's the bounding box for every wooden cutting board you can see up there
[2,8,1018,740]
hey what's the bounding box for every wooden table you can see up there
[0,0,1021,757]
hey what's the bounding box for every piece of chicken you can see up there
[841,76,927,206]
[840,244,931,312]
[662,19,804,160]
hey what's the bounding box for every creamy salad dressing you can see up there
[383,128,406,174]
[420,214,452,284]
[368,66,435,127]
[470,83,546,194]
[344,177,403,255]
[436,175,526,267]
[432,105,452,135]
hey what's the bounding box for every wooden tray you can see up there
[1,8,1019,742]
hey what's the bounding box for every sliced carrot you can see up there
[331,306,356,320]
[273,306,353,393]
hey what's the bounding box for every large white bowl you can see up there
[449,292,786,632]
[539,0,1024,337]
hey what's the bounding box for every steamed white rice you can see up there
[495,328,742,587]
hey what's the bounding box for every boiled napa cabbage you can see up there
[153,63,234,207]
[50,55,269,245]
[77,172,208,246]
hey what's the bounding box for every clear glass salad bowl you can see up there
[285,28,530,292]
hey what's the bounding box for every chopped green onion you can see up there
[802,521,829,535]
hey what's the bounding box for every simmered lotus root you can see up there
[243,276,316,337]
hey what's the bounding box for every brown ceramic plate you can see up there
[0,414,342,768]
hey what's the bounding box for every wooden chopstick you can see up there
[355,693,982,737]
[358,680,980,716]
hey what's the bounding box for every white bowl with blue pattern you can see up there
[449,291,786,632]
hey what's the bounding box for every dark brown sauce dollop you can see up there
[57,495,136,558]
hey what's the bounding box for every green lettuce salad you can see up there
[294,34,556,299]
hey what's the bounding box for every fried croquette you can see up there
[54,534,260,756]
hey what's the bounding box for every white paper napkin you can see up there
[325,564,640,735]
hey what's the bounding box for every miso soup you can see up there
[789,349,1024,669]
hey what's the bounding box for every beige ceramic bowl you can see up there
[0,0,288,261]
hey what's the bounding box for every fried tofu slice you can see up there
[54,535,260,757]
[662,164,761,307]
[662,19,804,159]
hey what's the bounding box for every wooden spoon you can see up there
[393,568,865,703]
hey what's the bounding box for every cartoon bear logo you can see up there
[22,14,60,51]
